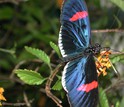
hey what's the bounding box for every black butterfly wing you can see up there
[58,0,91,57]
[62,55,98,107]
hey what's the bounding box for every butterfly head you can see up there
[84,43,102,55]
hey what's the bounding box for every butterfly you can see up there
[58,0,100,107]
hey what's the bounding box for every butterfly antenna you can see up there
[102,46,110,51]
[102,46,124,55]
[108,59,121,79]
[110,49,124,55]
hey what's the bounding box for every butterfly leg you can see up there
[108,59,121,79]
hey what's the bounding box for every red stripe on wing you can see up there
[77,81,98,93]
[69,11,88,22]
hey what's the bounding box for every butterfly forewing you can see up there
[59,0,91,57]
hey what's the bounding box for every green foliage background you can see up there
[0,0,124,107]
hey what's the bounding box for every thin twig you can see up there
[49,50,56,71]
[0,15,15,46]
[109,59,121,78]
[105,79,124,93]
[2,100,34,106]
[92,29,124,33]
[40,88,46,93]
[0,0,27,4]
[45,64,63,107]
[10,59,43,79]
[23,92,32,107]
[111,51,124,55]
[0,74,24,84]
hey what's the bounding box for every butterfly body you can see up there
[58,0,98,107]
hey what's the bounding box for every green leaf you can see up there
[111,55,124,63]
[110,0,124,11]
[120,97,124,107]
[0,7,14,20]
[15,69,46,85]
[25,46,50,66]
[52,75,62,91]
[52,79,62,91]
[50,41,61,57]
[99,88,109,107]
[115,101,120,107]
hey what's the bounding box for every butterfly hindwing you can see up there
[62,56,98,107]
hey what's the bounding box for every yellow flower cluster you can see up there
[95,51,112,76]
[0,87,6,106]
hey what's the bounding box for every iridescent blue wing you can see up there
[58,0,91,57]
[58,0,98,107]
[62,55,98,107]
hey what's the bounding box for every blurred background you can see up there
[0,0,124,107]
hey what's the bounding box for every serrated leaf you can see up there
[52,79,62,91]
[50,41,61,57]
[25,46,50,66]
[99,88,109,107]
[110,0,124,11]
[15,69,46,85]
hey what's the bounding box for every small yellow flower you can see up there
[95,51,112,76]
[102,57,109,62]
[0,88,4,94]
[0,87,6,106]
